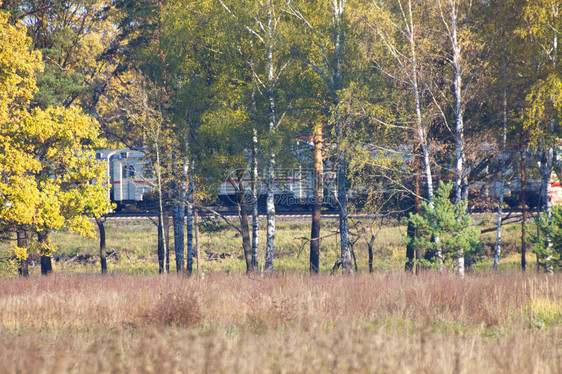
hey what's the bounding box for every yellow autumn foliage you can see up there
[0,11,112,245]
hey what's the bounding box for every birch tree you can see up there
[162,0,224,274]
[286,0,353,272]
[358,0,436,206]
[217,0,295,272]
[163,0,259,273]
[437,0,466,208]
[353,0,441,271]
[482,0,527,271]
[435,0,479,277]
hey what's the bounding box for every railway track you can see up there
[105,211,345,220]
[103,210,529,223]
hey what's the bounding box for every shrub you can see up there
[142,291,202,328]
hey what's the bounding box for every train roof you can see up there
[96,148,148,160]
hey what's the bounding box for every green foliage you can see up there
[530,205,562,271]
[23,0,116,110]
[407,182,483,266]
[525,73,562,143]
[339,83,407,212]
[0,249,18,277]
[199,220,228,234]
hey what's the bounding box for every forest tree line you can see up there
[1,0,562,276]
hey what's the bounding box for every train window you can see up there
[121,165,135,178]
[144,166,154,179]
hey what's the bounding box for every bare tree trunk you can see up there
[236,180,253,273]
[332,0,352,273]
[493,166,505,271]
[493,65,508,271]
[194,207,201,277]
[230,171,254,272]
[451,4,464,278]
[264,3,276,273]
[95,217,107,275]
[17,226,28,277]
[407,0,434,205]
[173,155,188,274]
[186,173,194,275]
[155,144,168,274]
[406,145,422,272]
[367,235,375,273]
[240,209,253,272]
[285,0,349,272]
[336,134,351,273]
[406,220,416,272]
[439,0,466,277]
[164,211,170,273]
[310,123,323,273]
[265,154,275,272]
[540,144,554,274]
[521,148,527,272]
[158,214,165,273]
[251,128,259,270]
[157,212,170,274]
[39,230,52,276]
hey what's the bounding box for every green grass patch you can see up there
[0,215,550,276]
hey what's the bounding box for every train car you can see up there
[99,147,562,212]
[550,176,562,205]
[217,167,338,211]
[96,148,338,211]
[96,149,154,204]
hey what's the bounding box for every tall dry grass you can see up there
[0,272,560,373]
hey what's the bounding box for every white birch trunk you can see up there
[265,156,275,271]
[493,73,508,271]
[406,0,443,270]
[251,128,260,270]
[264,2,276,272]
[446,0,465,278]
[451,2,464,207]
[407,0,434,206]
[332,0,352,272]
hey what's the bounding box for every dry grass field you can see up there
[1,272,561,373]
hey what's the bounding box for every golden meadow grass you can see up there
[1,272,561,373]
[0,217,559,372]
